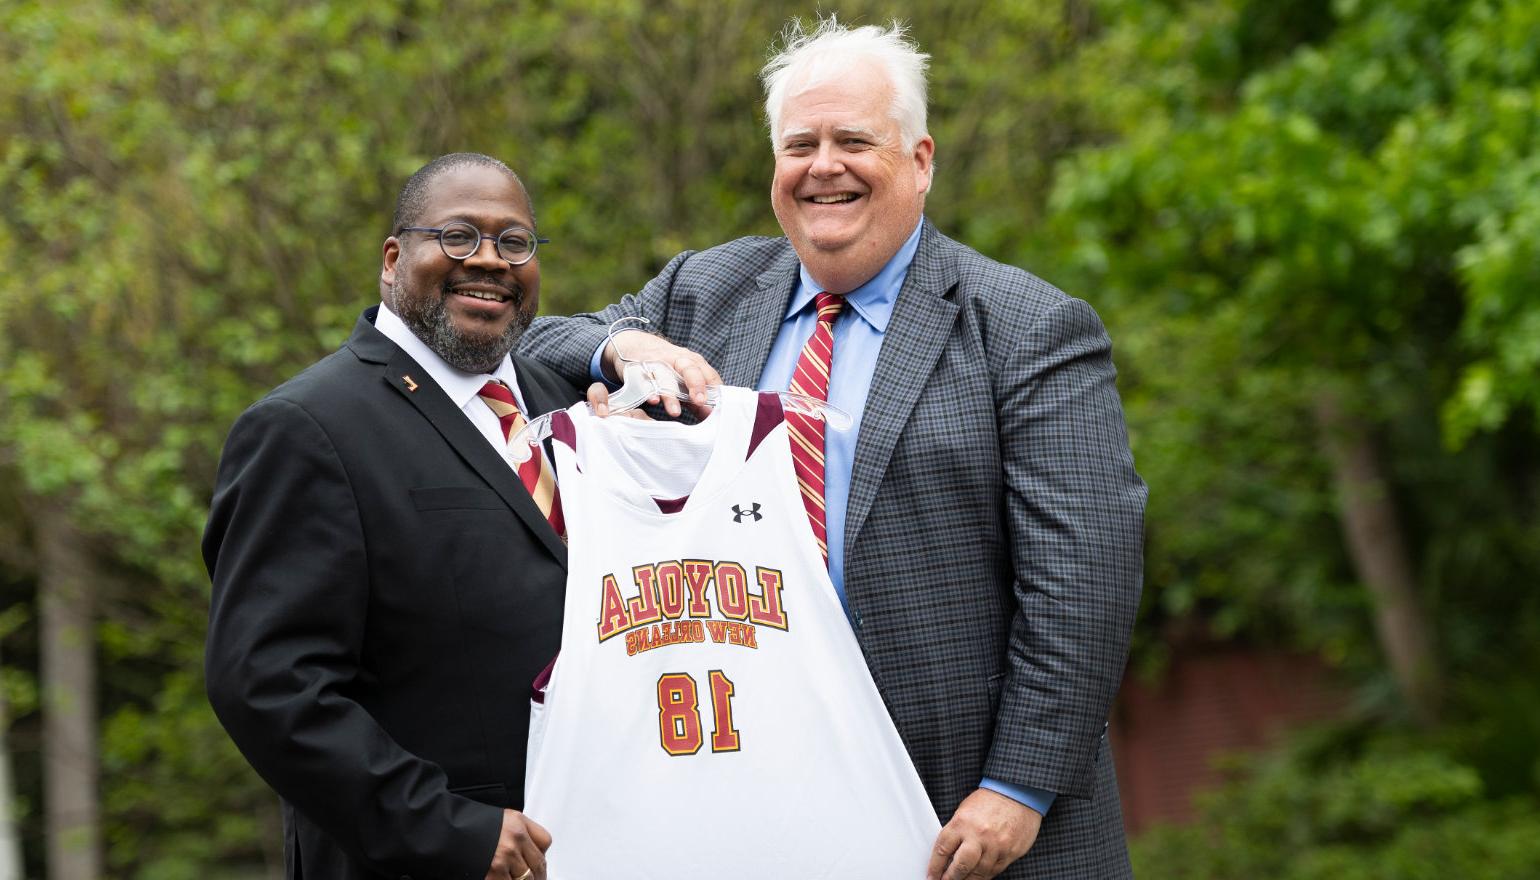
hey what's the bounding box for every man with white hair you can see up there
[520,17,1145,880]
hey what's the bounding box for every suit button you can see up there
[852,610,864,629]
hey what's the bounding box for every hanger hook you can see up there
[604,316,654,366]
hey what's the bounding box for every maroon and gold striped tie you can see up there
[478,380,565,536]
[785,292,845,564]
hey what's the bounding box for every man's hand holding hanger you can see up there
[589,328,721,419]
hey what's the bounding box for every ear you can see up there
[380,236,401,296]
[912,135,935,195]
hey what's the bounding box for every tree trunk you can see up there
[0,640,21,880]
[1314,393,1441,725]
[36,507,101,880]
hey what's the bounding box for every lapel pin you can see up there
[402,374,419,392]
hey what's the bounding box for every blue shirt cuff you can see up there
[979,778,1055,818]
[588,340,612,386]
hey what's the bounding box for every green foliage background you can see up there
[0,0,1536,876]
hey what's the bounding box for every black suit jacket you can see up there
[205,308,579,880]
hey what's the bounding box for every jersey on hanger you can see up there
[524,386,939,879]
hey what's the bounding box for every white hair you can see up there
[761,16,930,151]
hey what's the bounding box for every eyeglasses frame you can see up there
[397,222,550,266]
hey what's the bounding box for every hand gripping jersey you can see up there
[524,387,940,878]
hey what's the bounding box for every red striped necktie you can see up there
[477,380,565,537]
[785,291,845,565]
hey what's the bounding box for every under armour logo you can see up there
[731,503,762,523]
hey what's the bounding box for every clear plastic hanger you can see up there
[509,317,852,462]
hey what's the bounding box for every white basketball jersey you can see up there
[524,386,940,879]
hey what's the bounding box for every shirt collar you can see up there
[787,217,924,332]
[375,303,521,410]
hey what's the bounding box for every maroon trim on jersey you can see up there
[550,410,577,451]
[747,392,785,460]
[531,654,557,703]
[653,495,690,514]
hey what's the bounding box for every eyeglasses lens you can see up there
[438,222,481,259]
[497,230,536,264]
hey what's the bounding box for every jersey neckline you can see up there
[558,386,781,520]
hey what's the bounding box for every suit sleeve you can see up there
[203,397,502,878]
[986,296,1146,798]
[518,251,697,386]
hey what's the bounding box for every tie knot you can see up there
[814,291,844,324]
[478,380,517,412]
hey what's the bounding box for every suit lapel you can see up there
[723,248,799,387]
[843,222,960,552]
[349,312,568,566]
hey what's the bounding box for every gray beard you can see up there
[390,279,530,374]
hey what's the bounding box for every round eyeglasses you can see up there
[397,221,549,266]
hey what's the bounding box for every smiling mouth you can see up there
[807,193,860,204]
[447,284,517,304]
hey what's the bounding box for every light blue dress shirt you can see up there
[593,218,1054,817]
[754,227,913,607]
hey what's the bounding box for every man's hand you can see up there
[926,788,1043,880]
[593,329,721,419]
[484,809,552,880]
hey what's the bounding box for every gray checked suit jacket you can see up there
[519,218,1146,878]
